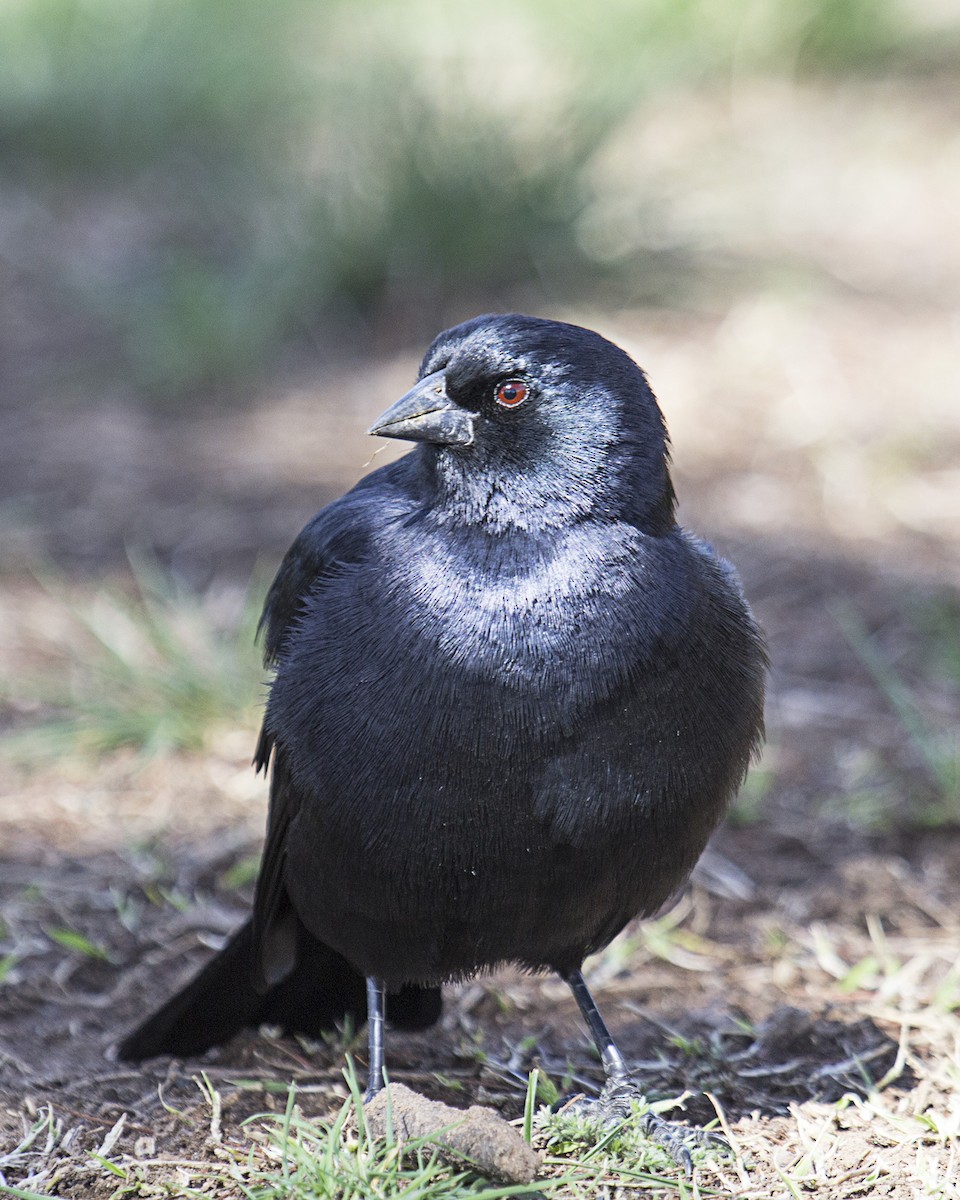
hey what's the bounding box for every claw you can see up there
[637,1109,728,1174]
[561,1075,729,1176]
[640,1111,694,1174]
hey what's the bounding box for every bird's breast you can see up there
[373,520,678,696]
[271,519,699,793]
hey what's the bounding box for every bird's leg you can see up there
[364,976,386,1102]
[565,966,628,1080]
[560,968,726,1175]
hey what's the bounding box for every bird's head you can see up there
[370,314,675,534]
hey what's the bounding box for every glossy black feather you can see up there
[119,313,764,1061]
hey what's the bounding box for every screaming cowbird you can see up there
[119,314,765,1165]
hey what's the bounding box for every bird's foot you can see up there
[562,1074,727,1175]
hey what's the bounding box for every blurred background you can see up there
[1,0,959,864]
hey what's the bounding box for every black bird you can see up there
[119,314,765,1164]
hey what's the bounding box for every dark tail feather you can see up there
[118,917,441,1061]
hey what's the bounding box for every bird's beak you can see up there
[368,370,474,447]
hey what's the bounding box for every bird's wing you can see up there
[258,499,367,668]
[252,465,403,761]
[250,468,405,987]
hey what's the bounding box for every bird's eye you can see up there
[495,379,529,409]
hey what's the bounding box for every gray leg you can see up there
[561,967,726,1175]
[563,968,628,1079]
[364,976,386,1101]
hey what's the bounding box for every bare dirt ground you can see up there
[2,76,959,1196]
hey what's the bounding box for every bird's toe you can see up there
[561,1074,728,1176]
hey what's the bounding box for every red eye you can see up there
[495,379,529,408]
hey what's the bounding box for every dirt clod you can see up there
[364,1082,541,1184]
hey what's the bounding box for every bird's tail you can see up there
[117,916,441,1061]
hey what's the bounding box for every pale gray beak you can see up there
[368,370,474,447]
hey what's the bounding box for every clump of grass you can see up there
[538,1093,712,1182]
[0,1106,64,1195]
[244,1073,528,1199]
[44,927,111,961]
[240,1069,719,1197]
[2,555,268,762]
[834,603,959,827]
